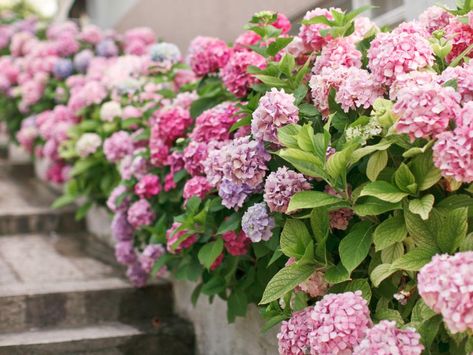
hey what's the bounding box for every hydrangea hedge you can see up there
[2,2,473,354]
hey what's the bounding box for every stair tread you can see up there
[0,322,145,346]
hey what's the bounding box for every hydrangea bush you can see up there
[3,2,473,354]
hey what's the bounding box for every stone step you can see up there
[0,320,195,355]
[0,169,83,235]
[0,234,173,333]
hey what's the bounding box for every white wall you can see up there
[85,0,137,30]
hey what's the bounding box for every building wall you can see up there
[85,0,136,30]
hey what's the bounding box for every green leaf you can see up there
[216,213,240,234]
[373,215,407,251]
[381,242,404,263]
[460,232,473,251]
[279,53,295,76]
[75,201,92,220]
[409,195,434,220]
[410,151,441,191]
[417,315,442,348]
[370,263,396,287]
[197,239,224,269]
[190,96,225,119]
[227,290,248,322]
[278,148,328,180]
[404,208,437,250]
[394,163,417,194]
[254,74,287,87]
[329,279,372,302]
[302,14,334,25]
[411,299,436,322]
[266,37,293,56]
[296,124,316,153]
[201,275,226,295]
[260,262,315,304]
[339,221,374,273]
[326,145,355,181]
[360,181,408,203]
[376,308,404,325]
[437,194,473,209]
[391,248,437,271]
[52,194,76,209]
[325,263,350,284]
[287,191,345,213]
[70,158,98,177]
[280,219,312,258]
[299,103,319,117]
[351,139,392,164]
[310,207,329,261]
[353,197,402,216]
[277,124,301,149]
[366,150,388,181]
[432,207,468,253]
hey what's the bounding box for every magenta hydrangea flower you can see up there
[353,320,424,355]
[165,222,198,254]
[251,88,299,144]
[278,307,315,355]
[242,202,275,242]
[336,67,384,112]
[445,19,473,63]
[264,167,311,214]
[393,83,460,140]
[191,102,241,143]
[111,212,134,242]
[126,262,148,288]
[149,137,170,167]
[134,174,161,199]
[299,8,338,52]
[418,252,473,333]
[210,253,224,271]
[433,103,473,183]
[127,199,155,229]
[183,141,208,176]
[389,71,437,100]
[152,106,192,144]
[115,241,137,266]
[439,62,473,104]
[107,185,129,213]
[309,66,349,116]
[139,244,166,274]
[222,230,251,256]
[183,176,213,202]
[218,178,253,210]
[188,36,231,76]
[368,30,434,85]
[221,50,266,98]
[274,13,292,34]
[312,37,362,75]
[419,6,453,34]
[103,131,134,162]
[309,291,372,354]
[325,186,353,231]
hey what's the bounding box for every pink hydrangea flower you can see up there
[76,133,102,158]
[312,37,362,75]
[439,62,473,104]
[210,253,224,271]
[433,102,473,183]
[104,131,134,162]
[418,252,473,333]
[309,291,372,354]
[115,241,137,266]
[389,71,437,100]
[100,101,122,122]
[353,320,424,355]
[264,167,311,214]
[445,19,473,63]
[368,30,434,85]
[183,141,208,176]
[351,17,378,42]
[309,66,349,116]
[139,244,166,274]
[325,186,353,231]
[152,105,192,144]
[277,307,315,355]
[127,199,155,229]
[273,13,292,34]
[134,174,161,199]
[221,50,266,98]
[234,31,261,51]
[299,8,339,52]
[190,102,241,143]
[251,88,299,144]
[188,36,231,76]
[183,176,213,202]
[149,137,170,167]
[393,83,460,140]
[336,67,384,112]
[166,222,198,254]
[419,6,453,34]
[299,270,328,299]
[107,185,129,213]
[222,230,250,256]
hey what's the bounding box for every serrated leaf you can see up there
[432,207,468,253]
[339,221,373,273]
[410,151,441,191]
[370,263,396,287]
[409,195,434,220]
[325,263,350,284]
[391,247,437,271]
[280,219,312,258]
[360,181,408,203]
[260,262,315,304]
[278,148,329,180]
[373,215,407,251]
[351,140,392,163]
[353,197,402,216]
[366,150,388,181]
[381,242,404,263]
[404,208,437,249]
[277,124,301,149]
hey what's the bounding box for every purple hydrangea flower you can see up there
[53,58,74,79]
[218,178,254,210]
[127,199,155,229]
[73,49,94,73]
[139,244,166,273]
[242,202,275,242]
[107,185,129,213]
[115,240,137,265]
[111,212,134,242]
[96,38,119,58]
[126,262,148,287]
[103,131,134,163]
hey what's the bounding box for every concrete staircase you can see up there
[0,160,195,354]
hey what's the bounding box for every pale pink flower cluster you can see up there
[439,62,473,104]
[298,270,328,299]
[433,102,473,182]
[299,8,338,52]
[418,6,453,34]
[127,199,155,229]
[251,88,299,144]
[444,19,473,63]
[389,71,437,100]
[277,308,314,355]
[353,321,423,355]
[418,252,473,333]
[188,36,231,76]
[183,176,213,202]
[103,131,134,162]
[123,27,156,55]
[263,167,311,214]
[221,50,266,98]
[312,37,362,75]
[368,30,434,85]
[183,141,208,177]
[393,83,460,140]
[75,133,102,158]
[100,101,122,122]
[309,66,348,116]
